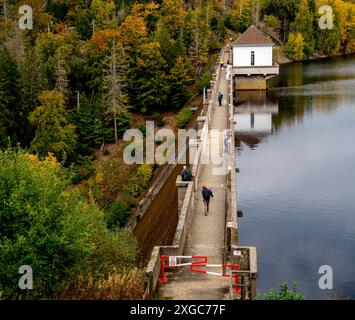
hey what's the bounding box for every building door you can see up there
[251,51,255,66]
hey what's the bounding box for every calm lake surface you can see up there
[234,55,355,299]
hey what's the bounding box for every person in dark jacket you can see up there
[202,186,214,216]
[218,92,223,107]
[181,166,192,181]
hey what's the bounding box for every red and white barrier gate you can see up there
[159,255,240,293]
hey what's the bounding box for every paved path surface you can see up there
[158,50,231,300]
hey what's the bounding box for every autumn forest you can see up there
[0,0,354,299]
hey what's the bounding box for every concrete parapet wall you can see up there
[144,246,161,298]
[192,144,202,192]
[176,176,189,214]
[144,181,194,298]
[227,55,258,300]
[226,67,239,251]
[192,117,208,192]
[171,181,194,251]
[229,246,258,300]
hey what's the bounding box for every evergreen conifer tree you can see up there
[0,46,19,148]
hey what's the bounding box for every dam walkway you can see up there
[143,47,257,300]
[157,51,232,299]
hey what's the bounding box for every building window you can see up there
[251,51,255,66]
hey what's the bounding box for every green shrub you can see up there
[107,202,130,229]
[70,155,95,184]
[0,148,138,299]
[177,108,193,129]
[224,12,239,32]
[157,118,165,128]
[262,282,304,300]
[152,112,165,128]
[123,164,153,198]
[137,164,153,189]
[197,72,212,93]
[124,183,141,198]
[152,112,161,120]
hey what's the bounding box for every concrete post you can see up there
[210,80,216,90]
[207,89,212,102]
[189,138,199,167]
[249,247,258,300]
[176,176,189,215]
[203,99,209,111]
[197,116,207,135]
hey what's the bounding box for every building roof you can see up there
[232,26,274,46]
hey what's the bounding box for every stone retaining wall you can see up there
[126,164,176,231]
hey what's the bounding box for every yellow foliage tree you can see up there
[91,0,116,28]
[285,32,305,61]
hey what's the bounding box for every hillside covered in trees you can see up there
[1,0,354,156]
[0,0,354,299]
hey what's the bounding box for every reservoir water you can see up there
[234,55,355,299]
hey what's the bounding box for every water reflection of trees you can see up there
[271,94,307,131]
[270,86,344,132]
[269,56,354,132]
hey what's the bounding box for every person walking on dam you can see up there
[218,92,223,107]
[202,186,214,216]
